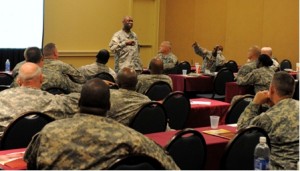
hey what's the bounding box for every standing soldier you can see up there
[109,16,142,73]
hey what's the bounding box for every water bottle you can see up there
[5,59,10,72]
[254,137,270,170]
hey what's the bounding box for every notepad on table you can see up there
[202,129,236,140]
[190,101,211,105]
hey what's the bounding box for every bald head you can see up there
[149,58,164,74]
[159,41,172,55]
[261,47,273,57]
[122,16,133,32]
[17,62,43,89]
[117,67,137,90]
[79,78,110,116]
[247,45,261,61]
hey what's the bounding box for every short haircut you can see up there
[43,43,56,57]
[96,49,110,64]
[24,47,43,63]
[18,63,42,82]
[272,71,295,97]
[250,45,261,57]
[117,67,137,90]
[149,58,164,74]
[258,54,273,67]
[161,41,172,49]
[261,47,273,57]
[79,78,110,116]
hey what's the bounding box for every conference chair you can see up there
[165,128,207,170]
[177,61,191,74]
[196,68,235,101]
[45,87,69,95]
[163,91,190,129]
[280,59,292,71]
[0,85,10,92]
[225,95,254,124]
[108,155,165,170]
[94,72,116,83]
[145,81,172,101]
[224,60,239,73]
[0,111,55,150]
[293,80,299,100]
[0,72,13,85]
[220,126,271,170]
[130,102,167,134]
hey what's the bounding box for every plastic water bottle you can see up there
[254,137,270,170]
[5,59,10,72]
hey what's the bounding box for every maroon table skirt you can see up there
[225,82,254,103]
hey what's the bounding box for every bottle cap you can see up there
[259,136,266,143]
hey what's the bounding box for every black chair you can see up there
[94,72,115,83]
[163,91,190,129]
[165,128,207,170]
[0,111,55,150]
[130,102,167,134]
[177,61,191,74]
[225,60,239,73]
[0,73,13,85]
[109,155,165,170]
[197,68,235,101]
[225,95,254,124]
[280,59,292,71]
[145,81,172,101]
[45,87,69,95]
[293,80,299,100]
[0,85,10,92]
[220,126,271,170]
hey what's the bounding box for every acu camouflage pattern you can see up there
[236,67,275,93]
[0,87,80,137]
[236,61,257,79]
[24,114,179,170]
[109,30,142,73]
[156,52,178,69]
[11,61,25,78]
[107,89,151,126]
[237,99,299,170]
[78,62,117,80]
[136,74,173,94]
[193,45,226,72]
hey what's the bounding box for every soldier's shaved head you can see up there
[117,67,137,90]
[79,78,110,116]
[122,16,133,32]
[270,71,295,98]
[149,58,164,74]
[248,45,261,61]
[261,47,273,57]
[24,47,44,67]
[159,41,172,55]
[17,62,43,89]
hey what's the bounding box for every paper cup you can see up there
[210,116,220,129]
[182,69,187,75]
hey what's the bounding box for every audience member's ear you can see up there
[17,78,22,86]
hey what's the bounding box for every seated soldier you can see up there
[236,45,260,79]
[136,58,173,94]
[156,41,178,70]
[24,78,179,170]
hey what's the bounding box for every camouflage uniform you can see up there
[156,53,178,69]
[107,89,151,126]
[136,74,173,94]
[0,87,80,137]
[236,61,257,79]
[24,113,179,170]
[109,30,142,73]
[271,58,280,71]
[78,62,116,80]
[11,61,25,78]
[236,67,275,93]
[193,45,226,72]
[237,98,299,170]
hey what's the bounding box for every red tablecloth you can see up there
[145,125,237,170]
[289,72,298,79]
[186,98,230,128]
[225,82,254,103]
[169,74,214,93]
[0,148,26,170]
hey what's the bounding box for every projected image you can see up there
[0,0,44,49]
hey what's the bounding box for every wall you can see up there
[162,0,299,69]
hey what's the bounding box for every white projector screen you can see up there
[0,0,44,49]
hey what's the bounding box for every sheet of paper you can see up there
[190,101,211,105]
[226,123,237,127]
[0,152,25,165]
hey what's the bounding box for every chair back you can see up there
[130,102,167,134]
[163,91,190,129]
[0,85,10,92]
[280,59,292,70]
[0,111,55,150]
[225,60,239,73]
[177,61,191,74]
[214,68,235,96]
[165,128,207,170]
[293,80,299,100]
[220,126,271,170]
[145,81,172,101]
[225,95,254,124]
[109,155,165,170]
[94,72,115,83]
[0,73,13,85]
[45,87,69,95]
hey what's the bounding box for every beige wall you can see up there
[45,0,299,69]
[162,0,299,69]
